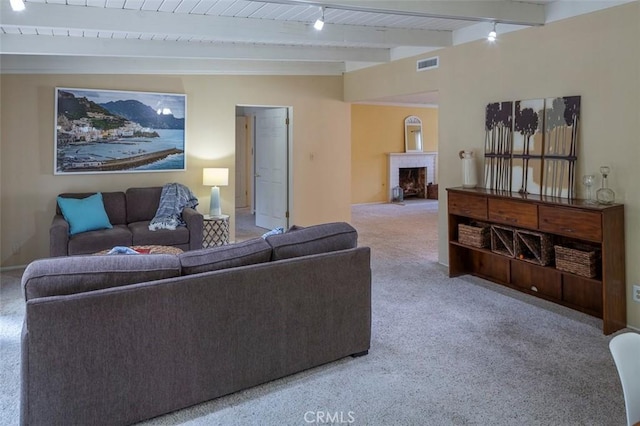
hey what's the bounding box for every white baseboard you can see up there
[351,201,386,206]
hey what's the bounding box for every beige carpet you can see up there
[0,199,629,425]
[234,206,268,242]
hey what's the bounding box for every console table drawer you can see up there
[488,199,538,229]
[539,206,602,242]
[448,192,487,220]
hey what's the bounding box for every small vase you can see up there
[582,174,596,204]
[596,166,615,205]
[460,150,477,188]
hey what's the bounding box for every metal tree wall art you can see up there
[541,96,581,198]
[482,95,581,199]
[512,99,544,195]
[483,101,513,191]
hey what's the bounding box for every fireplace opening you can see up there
[399,167,427,198]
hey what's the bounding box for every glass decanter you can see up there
[596,166,615,205]
[582,174,596,204]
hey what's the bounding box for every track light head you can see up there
[314,7,325,30]
[488,22,497,42]
[10,0,26,12]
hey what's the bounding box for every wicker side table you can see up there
[203,214,230,248]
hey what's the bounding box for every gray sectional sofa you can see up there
[21,222,371,426]
[50,186,204,257]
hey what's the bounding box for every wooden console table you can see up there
[447,187,626,335]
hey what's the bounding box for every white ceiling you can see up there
[0,0,632,104]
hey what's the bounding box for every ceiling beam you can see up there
[0,34,390,62]
[0,54,346,75]
[0,2,452,49]
[251,0,546,26]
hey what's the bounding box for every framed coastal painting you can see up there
[54,88,186,175]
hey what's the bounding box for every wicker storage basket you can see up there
[458,222,490,248]
[554,244,598,278]
[490,225,515,258]
[515,229,554,266]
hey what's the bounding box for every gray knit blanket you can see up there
[149,183,199,231]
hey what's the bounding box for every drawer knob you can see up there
[531,286,539,292]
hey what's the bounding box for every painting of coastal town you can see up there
[55,88,186,174]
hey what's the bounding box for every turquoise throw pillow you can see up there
[57,193,113,236]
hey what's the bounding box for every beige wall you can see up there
[0,75,351,267]
[345,3,640,328]
[351,104,438,204]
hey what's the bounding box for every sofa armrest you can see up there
[50,215,69,257]
[182,207,203,250]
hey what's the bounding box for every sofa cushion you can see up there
[67,224,132,255]
[266,222,358,261]
[129,220,189,246]
[57,191,127,226]
[179,237,272,275]
[126,187,162,223]
[57,193,113,235]
[22,254,181,301]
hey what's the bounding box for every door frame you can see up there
[237,104,293,229]
[235,116,249,208]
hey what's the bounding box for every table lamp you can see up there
[203,168,229,217]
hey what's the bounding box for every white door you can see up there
[254,108,288,230]
[235,116,248,207]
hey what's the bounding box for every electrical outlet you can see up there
[634,285,640,303]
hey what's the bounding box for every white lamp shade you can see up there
[203,168,229,186]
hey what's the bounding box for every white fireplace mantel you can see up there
[387,152,437,202]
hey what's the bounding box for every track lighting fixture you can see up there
[10,0,26,12]
[488,22,497,42]
[314,7,325,31]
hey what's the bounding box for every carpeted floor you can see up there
[234,206,268,242]
[0,200,630,425]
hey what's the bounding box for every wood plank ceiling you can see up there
[1,0,554,77]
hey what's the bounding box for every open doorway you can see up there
[351,90,440,206]
[235,105,292,242]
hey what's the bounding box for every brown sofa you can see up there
[22,222,371,426]
[50,186,203,256]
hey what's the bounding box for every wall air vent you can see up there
[416,56,439,72]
